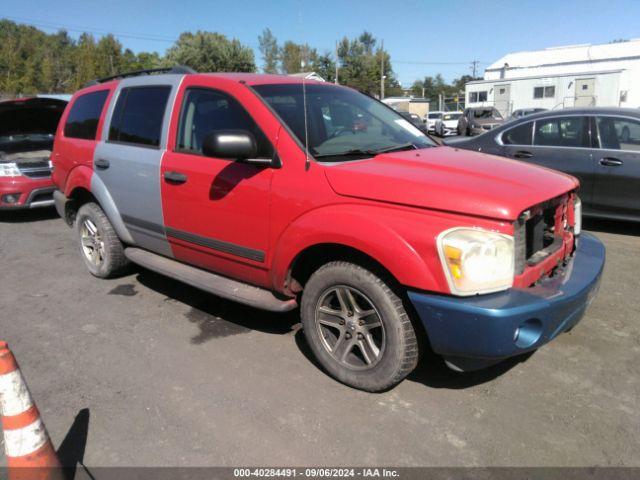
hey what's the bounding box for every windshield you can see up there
[472,108,502,119]
[428,113,442,119]
[253,83,435,161]
[443,113,462,121]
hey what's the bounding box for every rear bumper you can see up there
[0,176,55,210]
[408,232,605,371]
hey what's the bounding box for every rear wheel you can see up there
[75,202,129,278]
[301,261,419,392]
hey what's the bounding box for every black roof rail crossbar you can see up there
[84,65,196,87]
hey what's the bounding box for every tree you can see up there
[336,32,399,97]
[280,41,313,74]
[72,33,98,91]
[358,31,376,55]
[166,31,255,73]
[311,52,336,82]
[95,34,123,77]
[258,28,279,74]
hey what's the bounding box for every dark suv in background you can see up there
[449,107,640,222]
[457,107,504,136]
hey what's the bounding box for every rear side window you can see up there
[177,88,272,158]
[502,122,532,145]
[109,86,171,147]
[64,90,109,140]
[596,116,640,151]
[534,116,589,148]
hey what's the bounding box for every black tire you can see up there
[301,261,419,392]
[75,202,129,278]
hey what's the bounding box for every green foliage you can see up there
[258,28,279,74]
[165,31,255,73]
[411,74,481,100]
[336,32,399,97]
[0,18,477,102]
[0,20,253,95]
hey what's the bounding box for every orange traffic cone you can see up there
[0,341,62,480]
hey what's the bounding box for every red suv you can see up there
[0,97,67,210]
[52,67,605,391]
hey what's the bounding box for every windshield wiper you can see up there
[371,142,418,154]
[314,143,417,159]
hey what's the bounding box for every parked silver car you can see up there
[457,107,504,136]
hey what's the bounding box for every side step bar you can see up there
[124,248,297,312]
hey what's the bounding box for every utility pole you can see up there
[380,40,385,100]
[471,59,479,78]
[335,40,339,84]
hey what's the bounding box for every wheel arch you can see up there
[270,206,441,296]
[63,165,134,244]
[287,243,398,294]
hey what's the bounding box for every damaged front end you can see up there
[0,97,66,210]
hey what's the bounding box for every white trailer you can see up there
[465,40,640,117]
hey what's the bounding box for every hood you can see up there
[0,98,66,138]
[323,146,578,221]
[472,117,503,126]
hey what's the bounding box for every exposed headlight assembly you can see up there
[438,228,515,296]
[0,163,21,177]
[573,196,582,236]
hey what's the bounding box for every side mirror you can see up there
[202,130,258,160]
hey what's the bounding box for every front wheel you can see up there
[301,262,419,392]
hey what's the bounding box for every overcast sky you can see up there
[3,0,639,85]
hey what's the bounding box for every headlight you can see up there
[0,163,21,177]
[438,228,514,296]
[573,196,582,236]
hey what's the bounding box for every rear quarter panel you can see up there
[52,82,118,193]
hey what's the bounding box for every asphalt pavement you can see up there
[0,208,638,468]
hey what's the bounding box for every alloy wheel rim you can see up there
[80,218,105,266]
[314,285,386,370]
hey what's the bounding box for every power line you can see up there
[394,60,487,66]
[3,15,179,44]
[3,15,487,72]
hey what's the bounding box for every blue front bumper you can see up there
[408,232,605,371]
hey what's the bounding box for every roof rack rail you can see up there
[84,65,196,87]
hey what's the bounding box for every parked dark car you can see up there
[399,111,429,133]
[509,108,547,121]
[457,107,504,136]
[448,107,640,222]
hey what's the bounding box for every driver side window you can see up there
[177,88,273,158]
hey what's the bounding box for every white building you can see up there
[288,72,326,82]
[465,39,640,116]
[381,97,430,117]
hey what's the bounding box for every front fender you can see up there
[270,204,446,293]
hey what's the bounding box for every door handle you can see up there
[513,150,533,159]
[94,158,110,169]
[599,157,623,167]
[163,171,188,184]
